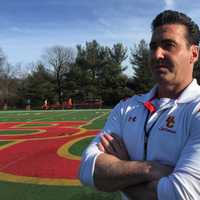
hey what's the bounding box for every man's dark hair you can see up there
[152,10,200,46]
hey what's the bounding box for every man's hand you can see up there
[123,181,158,200]
[97,133,130,160]
[148,161,173,180]
[94,132,173,194]
[97,133,173,181]
[122,163,173,199]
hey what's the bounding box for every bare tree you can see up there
[0,62,20,109]
[43,46,75,104]
[0,49,8,108]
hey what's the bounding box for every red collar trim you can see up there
[143,96,157,113]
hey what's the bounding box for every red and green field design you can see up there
[0,121,95,186]
[0,110,121,200]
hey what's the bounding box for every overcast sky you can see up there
[0,0,200,75]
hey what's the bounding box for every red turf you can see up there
[0,122,98,181]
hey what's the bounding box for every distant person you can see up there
[67,98,73,109]
[26,98,31,110]
[79,10,200,199]
[43,99,48,110]
[3,100,7,110]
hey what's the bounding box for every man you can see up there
[43,99,48,110]
[79,10,200,199]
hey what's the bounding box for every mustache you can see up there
[150,59,171,66]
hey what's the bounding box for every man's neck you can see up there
[157,79,193,99]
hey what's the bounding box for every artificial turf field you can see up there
[0,109,121,200]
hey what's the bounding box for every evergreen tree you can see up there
[98,43,132,105]
[108,43,128,67]
[130,39,155,94]
[76,40,108,99]
[74,40,132,105]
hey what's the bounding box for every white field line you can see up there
[79,111,108,128]
[29,111,78,122]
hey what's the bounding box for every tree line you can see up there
[0,39,200,109]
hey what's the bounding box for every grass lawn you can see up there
[0,181,121,200]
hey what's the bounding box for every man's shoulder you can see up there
[189,96,200,113]
[118,93,148,108]
[179,96,200,120]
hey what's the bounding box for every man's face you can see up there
[149,24,198,86]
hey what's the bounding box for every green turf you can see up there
[0,130,38,135]
[0,181,121,200]
[0,110,110,122]
[0,141,12,146]
[69,137,94,156]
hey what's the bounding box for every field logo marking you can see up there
[0,121,98,186]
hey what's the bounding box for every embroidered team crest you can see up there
[166,116,175,128]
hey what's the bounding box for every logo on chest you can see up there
[159,115,176,134]
[166,115,175,128]
[128,116,137,122]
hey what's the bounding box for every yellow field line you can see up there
[0,140,24,150]
[57,134,94,161]
[0,172,81,186]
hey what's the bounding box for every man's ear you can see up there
[191,45,199,64]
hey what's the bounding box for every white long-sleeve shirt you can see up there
[79,79,200,200]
